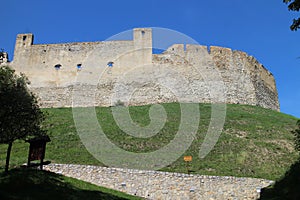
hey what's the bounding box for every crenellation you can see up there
[6,28,279,111]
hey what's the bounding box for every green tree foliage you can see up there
[292,120,300,152]
[284,0,300,30]
[0,66,47,172]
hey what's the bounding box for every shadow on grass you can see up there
[0,168,137,200]
[259,159,300,200]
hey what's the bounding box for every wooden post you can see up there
[184,156,192,174]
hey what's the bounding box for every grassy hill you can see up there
[0,103,299,181]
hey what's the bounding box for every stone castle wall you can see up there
[44,164,273,200]
[6,28,279,111]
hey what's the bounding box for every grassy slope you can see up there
[0,168,142,200]
[0,103,298,180]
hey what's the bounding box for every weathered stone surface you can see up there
[6,28,279,111]
[44,164,273,200]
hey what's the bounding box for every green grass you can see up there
[0,103,299,180]
[0,168,143,200]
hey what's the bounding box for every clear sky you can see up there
[1,0,299,118]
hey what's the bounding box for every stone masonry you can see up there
[44,164,273,200]
[3,28,279,111]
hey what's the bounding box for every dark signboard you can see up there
[26,136,50,169]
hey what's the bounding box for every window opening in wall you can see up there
[141,30,145,35]
[23,36,27,41]
[107,61,114,67]
[54,64,61,70]
[77,64,82,70]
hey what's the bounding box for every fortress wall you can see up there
[209,46,257,105]
[30,44,279,110]
[154,45,258,106]
[209,46,279,111]
[245,56,279,111]
[12,28,153,88]
[12,37,134,87]
[9,28,279,110]
[184,44,218,103]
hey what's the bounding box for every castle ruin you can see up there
[2,28,279,111]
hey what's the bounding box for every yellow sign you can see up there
[184,156,192,162]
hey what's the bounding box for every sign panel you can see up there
[184,156,192,162]
[29,143,45,161]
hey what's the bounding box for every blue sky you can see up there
[1,0,299,118]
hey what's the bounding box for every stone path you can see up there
[44,164,273,200]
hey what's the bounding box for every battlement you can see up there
[9,28,279,111]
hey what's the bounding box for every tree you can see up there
[292,120,300,153]
[0,66,47,173]
[284,0,300,31]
